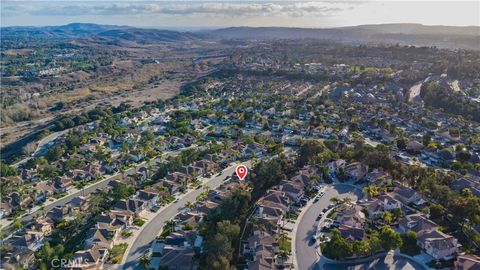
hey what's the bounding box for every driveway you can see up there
[122,161,251,270]
[294,184,363,270]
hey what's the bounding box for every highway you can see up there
[122,161,251,270]
[294,184,363,270]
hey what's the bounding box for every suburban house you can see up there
[335,205,365,228]
[278,180,305,203]
[417,229,459,260]
[345,162,368,183]
[97,210,134,230]
[399,214,459,260]
[0,202,13,219]
[327,159,346,180]
[47,205,73,223]
[244,229,281,270]
[85,227,119,250]
[136,189,159,209]
[455,254,480,270]
[10,232,44,251]
[150,231,198,270]
[393,187,426,206]
[67,244,109,270]
[53,176,74,193]
[30,217,54,236]
[377,194,402,211]
[1,247,35,270]
[399,214,438,234]
[114,198,147,216]
[338,224,366,242]
[255,190,291,233]
[70,196,90,212]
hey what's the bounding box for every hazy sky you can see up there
[1,1,479,29]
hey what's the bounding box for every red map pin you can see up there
[236,165,248,180]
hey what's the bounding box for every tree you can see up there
[13,219,23,230]
[166,219,176,232]
[45,145,65,162]
[297,140,326,167]
[396,137,408,150]
[367,236,383,253]
[112,184,135,200]
[322,229,353,259]
[383,211,393,224]
[204,222,238,270]
[379,225,402,251]
[422,132,432,147]
[428,204,446,221]
[450,191,480,227]
[330,197,340,204]
[88,192,109,216]
[400,231,420,256]
[139,254,150,269]
[185,201,195,209]
[39,165,59,179]
[0,163,18,176]
[392,208,402,221]
[352,240,371,257]
[363,186,380,198]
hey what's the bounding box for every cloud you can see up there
[2,1,357,18]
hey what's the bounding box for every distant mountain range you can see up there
[1,23,200,44]
[209,24,480,50]
[2,23,479,49]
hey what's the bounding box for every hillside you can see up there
[1,23,200,44]
[209,24,480,50]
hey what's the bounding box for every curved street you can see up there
[122,161,251,270]
[294,184,363,270]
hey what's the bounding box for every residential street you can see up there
[1,149,183,231]
[294,184,363,270]
[123,160,252,270]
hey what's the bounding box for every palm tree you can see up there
[139,254,150,269]
[343,197,352,205]
[330,197,340,204]
[203,184,211,193]
[165,219,176,232]
[185,201,195,209]
[363,186,379,198]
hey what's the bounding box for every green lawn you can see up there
[189,180,202,188]
[159,196,175,205]
[278,236,292,254]
[159,226,172,239]
[133,218,146,227]
[109,243,128,264]
[121,230,133,238]
[52,192,68,199]
[327,211,337,219]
